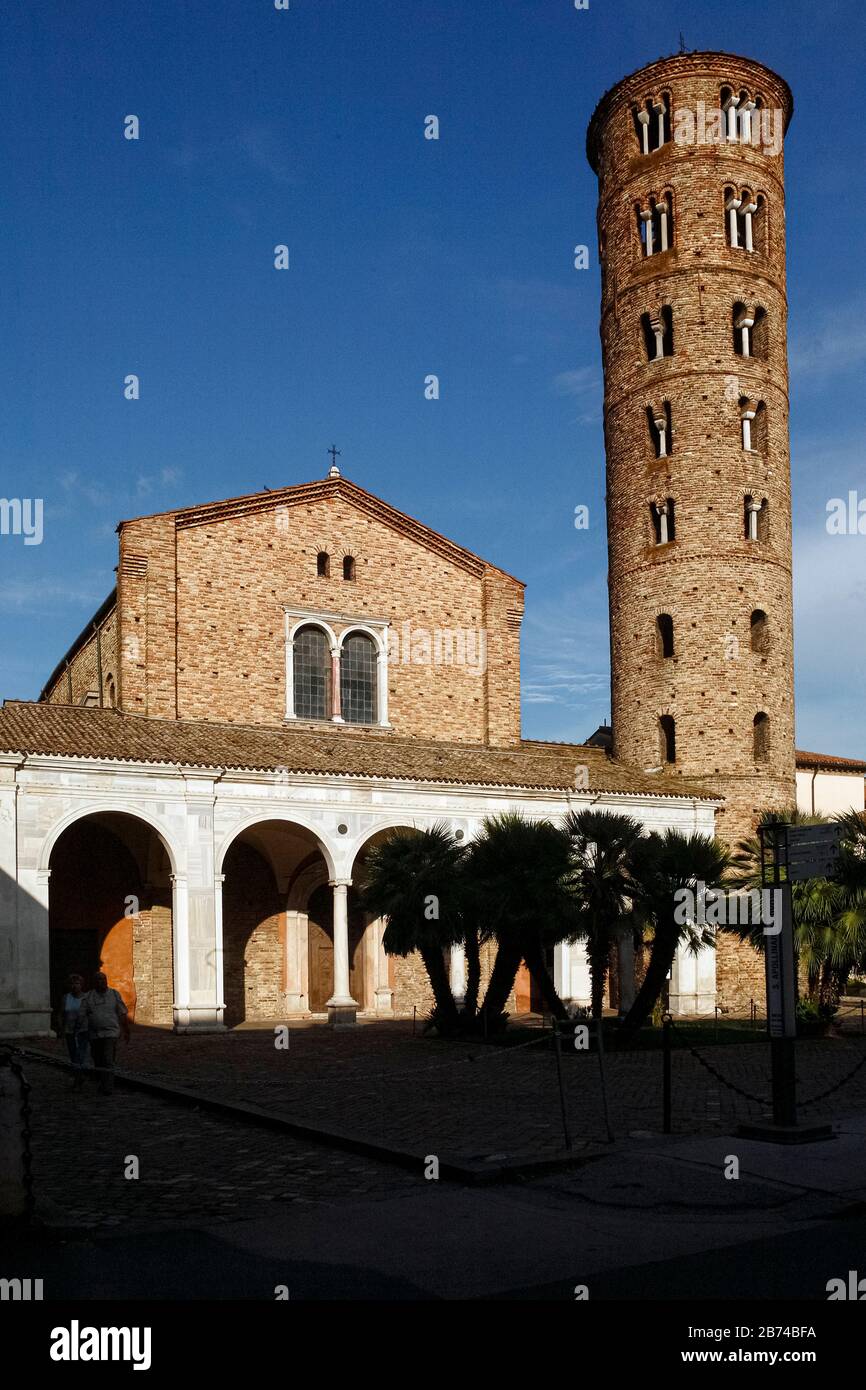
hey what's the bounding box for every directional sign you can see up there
[786,823,843,882]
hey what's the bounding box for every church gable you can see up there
[114,476,524,746]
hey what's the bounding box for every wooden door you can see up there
[307,886,366,1011]
[309,918,335,1011]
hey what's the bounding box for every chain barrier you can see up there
[798,1044,866,1107]
[667,1020,770,1106]
[669,1018,866,1112]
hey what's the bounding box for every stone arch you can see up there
[46,808,177,1025]
[39,802,180,877]
[218,816,338,1024]
[215,813,337,880]
[287,616,338,650]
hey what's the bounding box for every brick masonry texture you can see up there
[104,477,525,748]
[46,605,118,708]
[588,53,797,1011]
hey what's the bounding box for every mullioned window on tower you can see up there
[650,498,675,545]
[642,307,674,361]
[632,94,671,153]
[720,87,766,144]
[733,303,767,358]
[744,495,770,542]
[636,194,673,256]
[725,186,767,253]
[647,402,672,458]
[740,398,767,453]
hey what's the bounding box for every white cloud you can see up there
[551,367,598,397]
[0,576,106,612]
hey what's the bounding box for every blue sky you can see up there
[1,0,864,753]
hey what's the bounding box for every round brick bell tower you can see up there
[587,53,796,1011]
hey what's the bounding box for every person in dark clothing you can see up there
[81,971,130,1095]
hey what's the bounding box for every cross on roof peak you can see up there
[327,445,341,478]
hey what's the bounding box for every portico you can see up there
[0,701,720,1039]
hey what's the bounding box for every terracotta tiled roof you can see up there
[0,702,719,799]
[796,749,866,773]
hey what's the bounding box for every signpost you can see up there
[738,822,838,1144]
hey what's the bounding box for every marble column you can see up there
[326,879,357,1027]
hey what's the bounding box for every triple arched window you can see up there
[290,623,381,725]
[724,185,767,254]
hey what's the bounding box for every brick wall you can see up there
[45,605,118,707]
[111,486,523,746]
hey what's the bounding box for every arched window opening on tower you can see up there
[647,402,672,457]
[293,624,332,721]
[637,194,673,257]
[104,674,116,709]
[750,609,769,654]
[721,88,740,142]
[656,613,675,658]
[342,555,356,581]
[753,712,770,763]
[659,715,676,764]
[650,498,675,545]
[751,195,767,254]
[340,632,378,724]
[721,88,764,144]
[633,94,671,153]
[316,551,330,578]
[725,186,764,252]
[744,496,770,542]
[733,303,767,357]
[641,306,674,361]
[740,398,767,453]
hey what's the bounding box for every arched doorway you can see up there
[219,818,334,1025]
[306,883,366,1013]
[48,812,174,1024]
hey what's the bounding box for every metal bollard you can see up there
[551,1019,573,1151]
[662,1015,672,1134]
[0,1049,33,1223]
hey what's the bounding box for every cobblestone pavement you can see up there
[25,1017,866,1172]
[23,1061,418,1235]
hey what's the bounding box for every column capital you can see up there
[328,878,353,890]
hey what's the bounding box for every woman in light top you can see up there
[56,973,91,1087]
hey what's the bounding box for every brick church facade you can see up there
[0,466,719,1037]
[2,51,857,1041]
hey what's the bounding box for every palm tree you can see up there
[563,809,645,1021]
[827,810,866,995]
[358,823,464,1034]
[463,813,578,1030]
[724,807,857,1007]
[618,828,731,1042]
